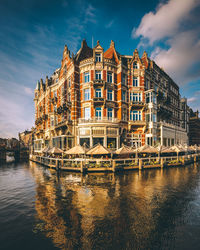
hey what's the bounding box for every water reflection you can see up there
[29,162,200,250]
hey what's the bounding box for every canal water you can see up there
[0,161,200,250]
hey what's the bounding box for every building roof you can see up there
[86,144,112,155]
[65,145,88,155]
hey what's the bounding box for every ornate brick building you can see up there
[33,40,189,152]
[189,110,200,145]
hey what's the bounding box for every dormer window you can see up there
[133,62,138,69]
[95,53,101,62]
[133,77,139,87]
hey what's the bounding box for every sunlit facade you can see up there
[33,39,189,152]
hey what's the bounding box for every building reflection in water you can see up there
[29,161,200,250]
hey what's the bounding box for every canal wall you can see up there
[29,154,200,173]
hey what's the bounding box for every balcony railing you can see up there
[93,79,105,87]
[78,117,120,124]
[128,120,146,126]
[93,97,104,103]
[54,119,72,129]
[130,101,145,108]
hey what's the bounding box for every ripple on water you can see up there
[0,162,200,249]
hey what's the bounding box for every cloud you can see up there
[105,20,114,29]
[133,0,199,44]
[0,2,97,138]
[0,92,34,138]
[188,97,197,103]
[133,0,200,86]
[151,30,200,84]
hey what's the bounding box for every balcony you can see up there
[78,117,120,124]
[128,120,146,127]
[93,79,105,87]
[130,101,145,109]
[35,129,43,134]
[105,81,115,89]
[93,97,104,106]
[104,99,118,108]
[54,119,72,130]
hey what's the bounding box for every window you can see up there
[95,53,101,62]
[130,92,142,102]
[96,88,102,97]
[122,74,127,85]
[146,92,156,104]
[133,62,138,69]
[84,107,90,120]
[68,110,71,120]
[54,104,57,113]
[68,77,71,88]
[50,116,54,127]
[153,114,157,122]
[107,72,112,83]
[107,89,113,100]
[84,88,90,101]
[84,72,90,83]
[130,110,142,121]
[107,108,113,120]
[152,94,157,104]
[95,107,102,120]
[133,77,138,87]
[95,71,102,80]
[122,108,127,121]
[54,91,57,98]
[122,90,126,101]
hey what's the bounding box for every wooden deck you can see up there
[30,154,200,173]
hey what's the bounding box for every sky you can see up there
[0,0,200,138]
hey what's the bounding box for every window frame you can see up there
[122,90,126,102]
[95,107,102,120]
[95,53,101,62]
[107,71,112,83]
[107,89,113,101]
[133,77,139,87]
[84,88,90,101]
[130,110,142,121]
[84,107,91,120]
[95,70,102,80]
[133,62,138,69]
[95,88,102,98]
[107,107,113,120]
[84,72,90,83]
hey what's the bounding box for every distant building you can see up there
[19,130,33,148]
[189,110,200,145]
[33,39,189,152]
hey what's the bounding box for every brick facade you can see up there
[33,39,189,152]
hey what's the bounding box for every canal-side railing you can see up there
[30,153,200,173]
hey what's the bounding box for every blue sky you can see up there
[0,0,200,138]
